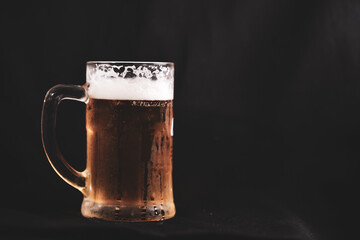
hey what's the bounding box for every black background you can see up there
[1,1,360,239]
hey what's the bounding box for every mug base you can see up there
[81,198,176,222]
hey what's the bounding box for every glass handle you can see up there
[41,84,88,195]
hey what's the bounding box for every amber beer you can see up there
[84,98,174,219]
[80,62,175,221]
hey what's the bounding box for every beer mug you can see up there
[41,61,175,221]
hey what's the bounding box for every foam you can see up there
[86,64,174,100]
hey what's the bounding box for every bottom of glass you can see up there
[81,198,176,222]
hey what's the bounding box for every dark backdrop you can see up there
[1,1,359,239]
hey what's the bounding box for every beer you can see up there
[81,62,175,221]
[85,99,174,219]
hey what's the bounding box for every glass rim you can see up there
[86,61,174,66]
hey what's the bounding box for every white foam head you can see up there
[86,62,174,100]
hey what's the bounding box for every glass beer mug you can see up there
[41,61,175,221]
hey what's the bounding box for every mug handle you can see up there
[41,84,88,195]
